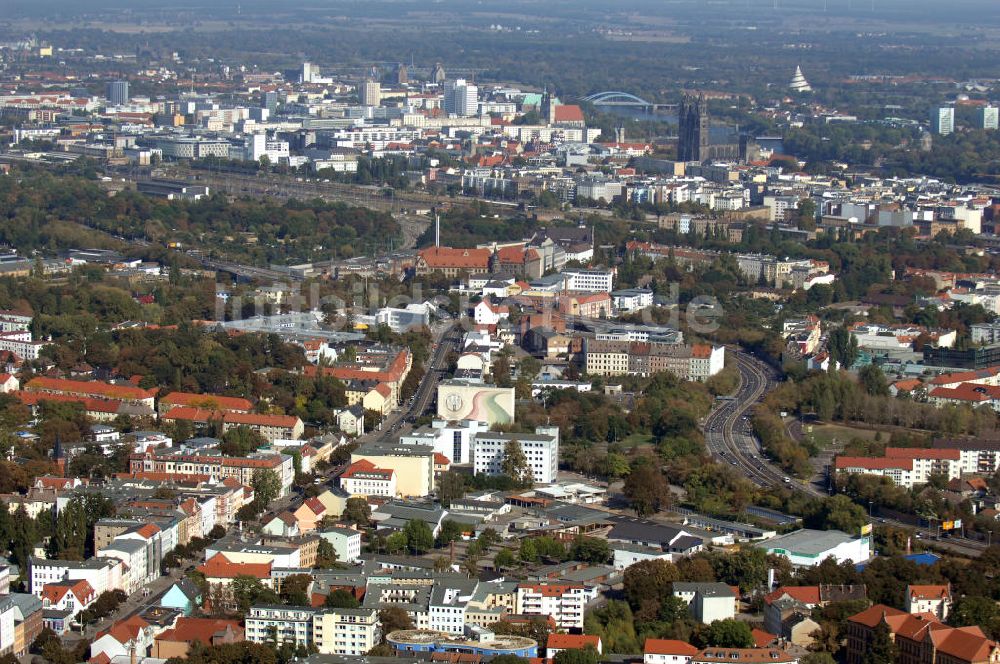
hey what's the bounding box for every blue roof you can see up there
[856,551,940,571]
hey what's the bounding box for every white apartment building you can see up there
[318,527,363,563]
[472,427,560,485]
[313,608,380,655]
[28,557,125,598]
[561,269,614,293]
[834,447,962,489]
[246,605,317,649]
[0,330,47,361]
[612,288,654,313]
[339,460,397,498]
[399,419,489,465]
[672,582,738,624]
[515,583,594,629]
[244,133,290,163]
[905,585,952,621]
[0,312,31,332]
[428,582,479,634]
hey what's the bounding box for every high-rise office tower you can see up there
[106,80,129,106]
[979,106,999,131]
[930,107,955,136]
[360,79,381,107]
[262,91,279,113]
[443,79,478,117]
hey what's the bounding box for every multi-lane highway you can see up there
[705,349,822,495]
[357,320,461,443]
[706,349,989,556]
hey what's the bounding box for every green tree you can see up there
[251,469,281,509]
[315,538,339,569]
[231,575,280,614]
[343,497,371,525]
[279,573,313,606]
[491,657,528,664]
[501,439,533,487]
[494,548,516,569]
[518,538,538,563]
[703,619,754,648]
[553,647,599,664]
[623,559,679,611]
[437,470,466,507]
[385,532,408,554]
[569,535,610,564]
[378,606,414,635]
[859,364,890,397]
[601,452,631,479]
[324,589,360,609]
[807,494,868,534]
[436,520,465,548]
[828,326,859,370]
[403,519,434,554]
[220,425,266,456]
[869,622,897,664]
[949,595,1000,637]
[622,459,670,516]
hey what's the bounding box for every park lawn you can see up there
[619,433,655,449]
[804,423,880,449]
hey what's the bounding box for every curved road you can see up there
[705,349,822,495]
[706,349,987,556]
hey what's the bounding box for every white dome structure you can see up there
[789,65,812,93]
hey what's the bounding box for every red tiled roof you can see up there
[161,406,220,423]
[42,579,94,605]
[418,246,492,270]
[929,368,1000,385]
[16,390,122,414]
[643,639,698,656]
[434,453,451,466]
[928,384,1000,402]
[160,392,253,412]
[25,376,154,401]
[196,553,271,579]
[885,447,960,461]
[223,411,300,428]
[134,523,161,539]
[847,603,914,629]
[547,634,600,651]
[764,586,821,606]
[517,583,584,596]
[341,459,394,480]
[304,349,410,385]
[750,629,776,648]
[909,584,951,600]
[156,618,243,646]
[553,105,585,122]
[98,614,150,645]
[834,456,912,471]
[496,245,530,264]
[304,497,326,515]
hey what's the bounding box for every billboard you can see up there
[437,381,515,425]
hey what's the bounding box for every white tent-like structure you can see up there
[789,65,812,92]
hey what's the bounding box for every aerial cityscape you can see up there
[2,1,1000,663]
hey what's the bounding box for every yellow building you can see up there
[351,442,435,498]
[314,488,349,517]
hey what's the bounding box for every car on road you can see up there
[783,477,791,483]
